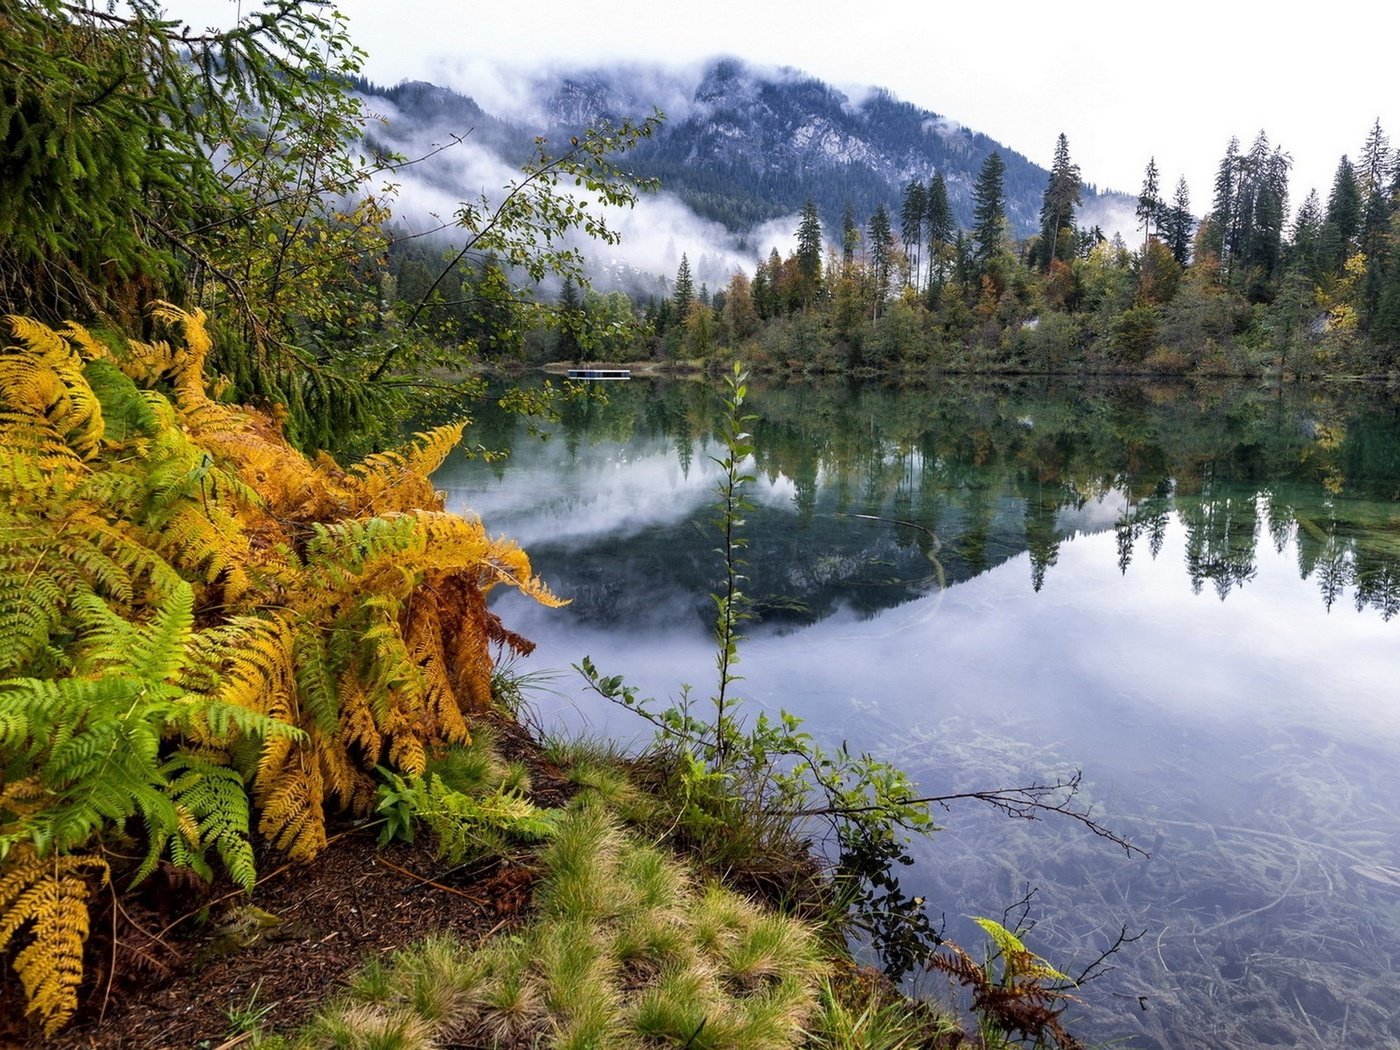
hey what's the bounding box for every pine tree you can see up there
[900,180,927,288]
[1360,120,1391,195]
[1252,138,1292,296]
[1161,177,1194,266]
[557,278,583,362]
[1137,157,1162,250]
[1037,134,1081,269]
[1289,189,1325,282]
[795,198,824,309]
[925,173,953,293]
[673,254,695,314]
[1358,122,1393,319]
[842,202,860,266]
[1210,137,1241,270]
[1322,155,1363,271]
[971,152,1007,267]
[867,204,894,318]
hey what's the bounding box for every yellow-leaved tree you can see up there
[0,304,564,1034]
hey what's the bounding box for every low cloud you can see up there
[1078,193,1142,245]
[352,59,835,295]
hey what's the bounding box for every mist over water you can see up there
[437,376,1400,1048]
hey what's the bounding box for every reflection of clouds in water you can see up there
[440,436,719,548]
[448,384,1400,1050]
[1054,490,1130,535]
[444,443,798,551]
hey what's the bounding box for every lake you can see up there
[434,375,1400,1049]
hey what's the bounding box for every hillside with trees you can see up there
[537,130,1400,377]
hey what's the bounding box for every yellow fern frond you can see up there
[341,688,383,760]
[316,733,374,813]
[0,847,110,1035]
[0,345,104,462]
[387,731,427,778]
[404,596,469,746]
[144,302,214,407]
[403,422,468,478]
[156,505,254,601]
[255,749,326,861]
[56,322,109,363]
[5,315,67,356]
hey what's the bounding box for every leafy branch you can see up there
[370,115,663,381]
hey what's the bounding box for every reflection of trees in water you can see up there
[464,377,1400,620]
[1180,489,1261,599]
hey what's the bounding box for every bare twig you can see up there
[793,771,1148,858]
[372,854,489,904]
[1071,923,1147,987]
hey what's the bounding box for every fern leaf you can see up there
[403,421,468,477]
[158,752,256,891]
[292,627,340,736]
[125,579,194,684]
[0,846,109,1036]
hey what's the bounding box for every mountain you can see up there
[354,58,1130,274]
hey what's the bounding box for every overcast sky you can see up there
[169,0,1393,218]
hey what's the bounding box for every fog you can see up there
[356,71,804,296]
[1077,194,1143,246]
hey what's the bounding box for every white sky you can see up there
[167,0,1394,217]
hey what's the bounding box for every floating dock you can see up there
[566,368,632,380]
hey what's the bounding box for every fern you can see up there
[930,918,1082,1050]
[1,307,566,1030]
[159,751,256,891]
[0,847,109,1035]
[376,771,559,864]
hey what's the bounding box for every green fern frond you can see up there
[0,560,67,676]
[153,751,256,891]
[126,580,194,685]
[83,358,160,444]
[306,515,424,580]
[293,627,340,736]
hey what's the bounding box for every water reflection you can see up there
[436,377,1400,1048]
[442,377,1400,624]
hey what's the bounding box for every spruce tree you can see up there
[1323,155,1363,272]
[1037,133,1081,269]
[900,180,927,288]
[1289,190,1325,282]
[1162,177,1194,266]
[795,198,824,308]
[867,204,894,318]
[1358,122,1393,316]
[673,254,695,314]
[1137,157,1162,249]
[971,152,1007,267]
[841,203,860,266]
[925,173,953,292]
[1210,137,1241,269]
[557,278,583,362]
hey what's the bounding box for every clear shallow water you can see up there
[436,377,1400,1048]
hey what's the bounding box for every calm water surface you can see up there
[436,377,1400,1049]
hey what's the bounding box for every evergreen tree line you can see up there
[575,126,1400,375]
